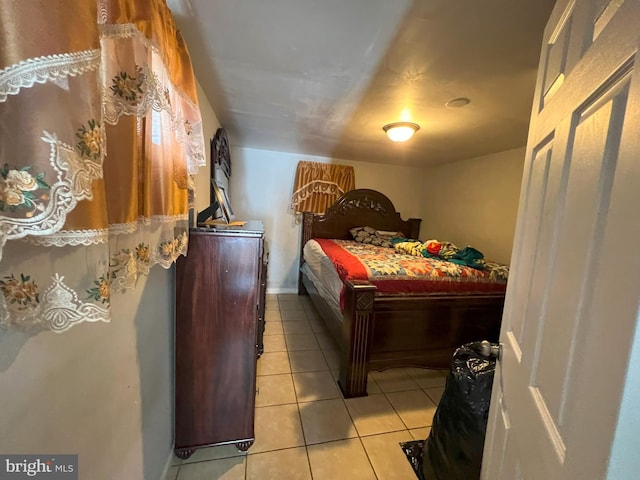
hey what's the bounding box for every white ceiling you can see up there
[168,0,556,167]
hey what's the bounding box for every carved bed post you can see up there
[408,218,421,239]
[298,212,315,295]
[339,280,377,398]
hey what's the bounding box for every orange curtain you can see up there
[291,161,355,214]
[0,0,205,333]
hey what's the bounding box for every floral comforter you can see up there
[314,239,508,295]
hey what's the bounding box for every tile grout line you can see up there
[256,296,438,478]
[278,295,395,478]
[278,296,315,480]
[303,305,390,479]
[303,298,434,478]
[357,435,381,480]
[382,389,415,432]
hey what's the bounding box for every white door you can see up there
[482,1,640,479]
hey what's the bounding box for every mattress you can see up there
[302,239,343,312]
[305,237,508,295]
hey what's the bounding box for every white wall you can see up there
[607,315,640,479]
[0,265,174,480]
[225,145,526,292]
[228,147,426,292]
[420,147,526,264]
[193,81,222,214]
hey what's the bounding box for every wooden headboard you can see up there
[299,189,421,277]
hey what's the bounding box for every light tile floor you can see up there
[166,294,447,480]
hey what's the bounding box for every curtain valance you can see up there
[291,161,355,214]
[0,0,206,333]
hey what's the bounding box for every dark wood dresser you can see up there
[174,221,266,459]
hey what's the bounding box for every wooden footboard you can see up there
[301,269,504,398]
[339,281,503,397]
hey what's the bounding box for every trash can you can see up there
[420,341,498,480]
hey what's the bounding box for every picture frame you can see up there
[196,179,222,224]
[212,181,234,224]
[211,128,231,185]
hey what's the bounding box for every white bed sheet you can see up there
[302,239,344,316]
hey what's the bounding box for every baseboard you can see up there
[159,449,179,480]
[159,451,173,480]
[266,287,298,294]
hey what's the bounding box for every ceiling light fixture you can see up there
[383,122,420,142]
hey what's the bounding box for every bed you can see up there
[298,188,506,398]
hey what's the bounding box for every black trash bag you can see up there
[421,341,498,480]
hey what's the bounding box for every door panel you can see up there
[593,0,625,40]
[482,1,640,478]
[507,141,554,344]
[541,2,573,106]
[535,74,629,424]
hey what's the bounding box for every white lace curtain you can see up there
[0,0,205,333]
